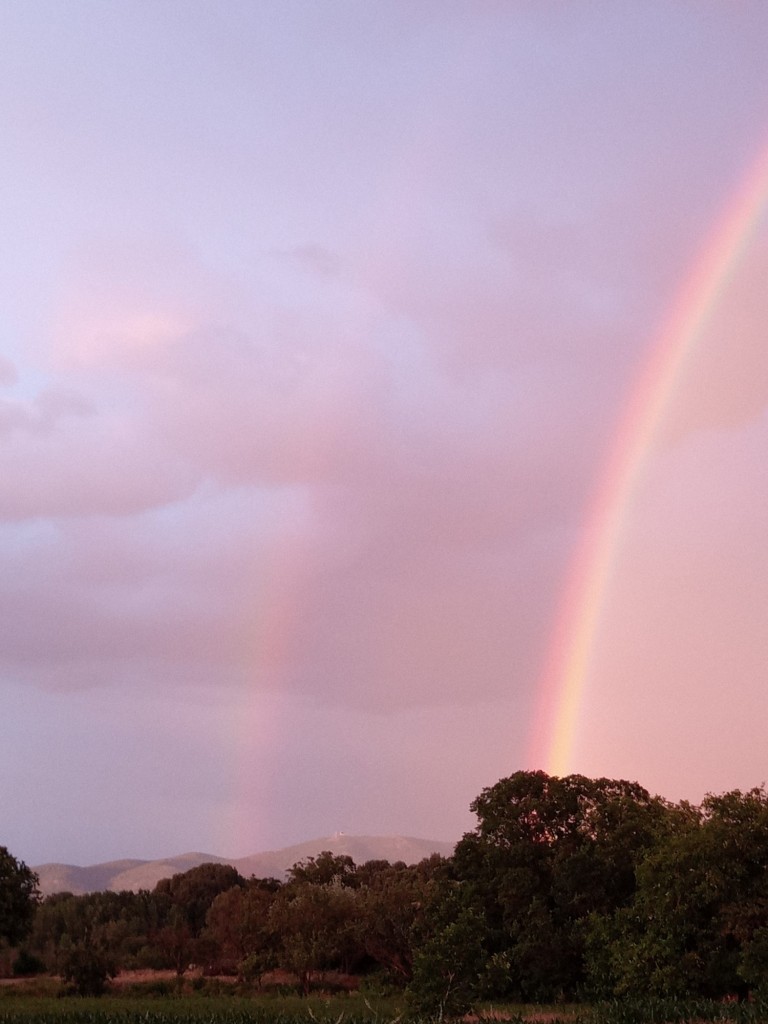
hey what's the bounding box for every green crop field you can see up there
[0,991,407,1024]
[2,997,768,1024]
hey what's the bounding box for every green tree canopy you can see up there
[154,862,245,935]
[587,786,768,1000]
[0,846,40,947]
[454,770,674,1000]
[287,851,357,888]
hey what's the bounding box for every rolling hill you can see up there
[34,834,456,896]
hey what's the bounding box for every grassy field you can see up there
[0,983,411,1024]
[2,982,768,1024]
[0,995,408,1024]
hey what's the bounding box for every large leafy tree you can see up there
[149,862,245,974]
[269,880,359,994]
[154,862,245,936]
[287,852,357,888]
[354,857,450,984]
[0,846,40,947]
[589,786,768,1000]
[454,770,673,1000]
[203,878,281,980]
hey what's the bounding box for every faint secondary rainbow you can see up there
[529,144,768,777]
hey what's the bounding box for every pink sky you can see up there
[2,2,768,866]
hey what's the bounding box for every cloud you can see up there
[0,402,197,521]
[0,229,613,711]
[4,3,765,734]
[0,356,18,387]
[270,245,343,278]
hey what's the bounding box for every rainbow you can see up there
[529,144,768,777]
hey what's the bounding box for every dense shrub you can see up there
[11,950,45,977]
[60,946,117,996]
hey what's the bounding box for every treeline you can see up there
[19,853,451,998]
[6,771,768,1014]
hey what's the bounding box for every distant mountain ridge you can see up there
[34,834,457,896]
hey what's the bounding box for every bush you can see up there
[60,946,117,996]
[11,949,46,977]
[407,905,486,1018]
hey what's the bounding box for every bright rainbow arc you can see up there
[530,144,768,777]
